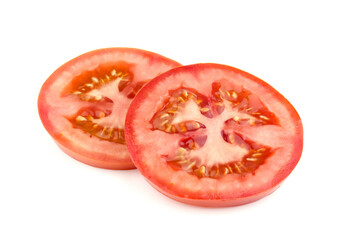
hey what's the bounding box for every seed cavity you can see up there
[165,146,272,178]
[166,129,272,178]
[211,83,279,126]
[151,88,210,133]
[71,109,125,144]
[71,68,131,102]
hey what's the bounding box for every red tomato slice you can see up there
[125,63,303,206]
[38,48,181,169]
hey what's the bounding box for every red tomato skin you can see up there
[147,178,281,207]
[38,48,181,170]
[125,63,303,207]
[55,141,135,170]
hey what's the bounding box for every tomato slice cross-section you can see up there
[38,48,181,169]
[125,63,303,206]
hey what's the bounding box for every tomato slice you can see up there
[38,48,181,169]
[125,63,303,206]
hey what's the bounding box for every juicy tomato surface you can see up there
[125,63,303,206]
[38,48,181,169]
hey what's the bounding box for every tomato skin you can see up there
[147,178,281,207]
[125,63,303,207]
[38,48,181,170]
[54,138,135,170]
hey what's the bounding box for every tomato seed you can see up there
[200,107,210,112]
[76,116,87,122]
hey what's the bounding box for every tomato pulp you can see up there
[125,64,303,206]
[38,48,181,169]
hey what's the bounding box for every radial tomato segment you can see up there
[38,48,181,169]
[71,107,125,144]
[125,63,303,207]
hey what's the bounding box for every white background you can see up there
[1,0,344,239]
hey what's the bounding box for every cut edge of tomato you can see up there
[146,177,282,207]
[38,47,182,170]
[125,63,303,206]
[55,140,135,170]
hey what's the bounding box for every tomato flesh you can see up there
[125,63,303,206]
[38,48,181,169]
